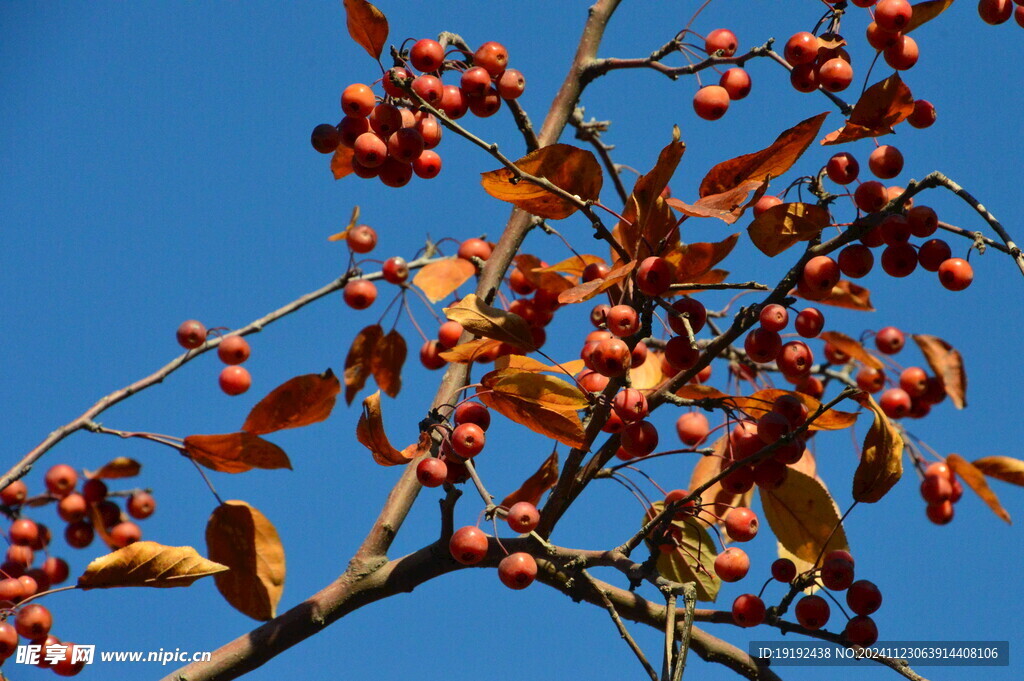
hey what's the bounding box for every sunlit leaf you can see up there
[852,395,904,503]
[327,205,360,241]
[184,433,291,474]
[477,369,587,448]
[723,389,857,431]
[440,339,505,364]
[663,234,739,282]
[747,203,830,257]
[331,146,355,179]
[444,294,535,350]
[500,450,559,508]
[759,469,850,564]
[947,454,1010,523]
[630,349,665,391]
[699,113,829,197]
[206,501,286,620]
[534,254,606,277]
[973,456,1024,487]
[495,354,585,376]
[614,128,685,260]
[557,260,636,304]
[480,144,602,220]
[821,75,914,145]
[820,331,883,370]
[905,0,956,33]
[795,280,875,311]
[912,334,966,408]
[356,391,417,466]
[646,501,720,602]
[413,258,476,303]
[666,180,766,224]
[242,370,341,434]
[515,254,574,293]
[370,330,406,398]
[85,457,141,480]
[78,542,227,589]
[344,325,383,405]
[342,0,389,60]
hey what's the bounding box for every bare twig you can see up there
[582,569,659,681]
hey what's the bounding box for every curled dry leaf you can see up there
[645,501,720,602]
[242,370,341,435]
[795,279,875,311]
[477,369,588,448]
[344,325,384,405]
[206,500,286,621]
[947,454,1011,524]
[85,457,141,480]
[78,541,228,589]
[440,339,506,364]
[613,128,685,261]
[342,0,388,60]
[413,258,476,303]
[514,254,574,294]
[444,294,535,350]
[184,433,292,474]
[821,75,914,145]
[480,144,602,220]
[819,331,884,370]
[912,334,966,408]
[972,456,1024,487]
[535,254,606,277]
[331,146,355,179]
[852,395,904,503]
[666,180,766,224]
[357,391,418,466]
[663,234,739,282]
[327,205,361,241]
[747,202,830,257]
[500,450,559,508]
[723,389,857,431]
[759,469,850,565]
[905,0,956,33]
[495,354,585,376]
[699,113,829,197]
[557,260,636,304]
[370,330,406,398]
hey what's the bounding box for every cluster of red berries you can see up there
[721,395,811,493]
[447,502,541,590]
[692,29,752,120]
[312,38,525,186]
[176,320,253,396]
[733,550,883,647]
[918,460,964,525]
[415,401,492,487]
[742,302,826,393]
[818,150,975,292]
[2,464,155,557]
[976,0,1024,26]
[783,31,855,94]
[845,326,947,419]
[0,602,83,675]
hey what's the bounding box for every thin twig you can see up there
[582,569,659,681]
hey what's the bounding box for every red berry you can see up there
[753,195,782,217]
[719,68,751,100]
[826,152,859,185]
[784,32,819,65]
[458,238,493,262]
[663,489,697,519]
[593,337,632,377]
[979,0,1014,23]
[818,58,853,92]
[437,320,464,350]
[907,206,938,238]
[368,103,402,137]
[621,421,659,458]
[880,387,912,418]
[606,305,640,337]
[219,366,252,396]
[473,41,509,77]
[796,595,831,629]
[876,0,913,31]
[15,604,52,640]
[692,86,730,121]
[668,298,707,336]
[771,558,797,583]
[217,335,250,365]
[340,83,375,118]
[506,502,540,533]
[800,256,841,298]
[410,38,444,72]
[497,69,526,99]
[416,458,448,488]
[777,341,813,380]
[42,556,70,585]
[938,258,973,291]
[884,35,919,70]
[844,615,879,646]
[438,84,469,119]
[612,388,649,423]
[744,328,782,363]
[868,145,904,179]
[663,336,700,372]
[731,594,766,627]
[45,464,77,498]
[0,481,27,506]
[821,556,855,590]
[353,132,387,168]
[64,520,94,549]
[343,279,377,310]
[790,64,819,93]
[908,99,937,128]
[176,320,207,350]
[880,243,918,277]
[759,303,789,332]
[382,256,410,284]
[460,67,492,97]
[724,507,759,542]
[310,123,342,153]
[714,547,750,582]
[880,214,912,245]
[704,29,738,56]
[454,402,491,430]
[676,412,710,446]
[110,521,142,547]
[875,326,905,354]
[127,491,156,520]
[451,423,485,459]
[411,74,443,104]
[57,494,87,523]
[854,181,888,213]
[498,552,537,590]
[449,526,488,564]
[378,158,414,188]
[918,239,952,272]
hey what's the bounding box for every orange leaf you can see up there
[821,75,914,145]
[439,338,506,364]
[327,205,361,241]
[242,370,341,435]
[689,438,748,524]
[819,331,884,370]
[667,180,766,224]
[515,254,574,293]
[972,456,1024,487]
[78,542,228,590]
[795,280,875,311]
[184,433,291,474]
[413,258,476,303]
[947,454,1011,524]
[342,0,389,60]
[206,501,286,620]
[747,203,830,257]
[557,260,636,304]
[534,254,607,277]
[495,355,585,376]
[630,349,666,391]
[852,395,904,503]
[699,113,829,197]
[356,391,416,466]
[480,144,602,220]
[444,294,535,350]
[614,128,686,260]
[759,469,850,564]
[331,146,355,179]
[905,0,955,32]
[723,389,857,431]
[370,330,406,398]
[500,450,560,508]
[344,325,383,405]
[664,234,739,282]
[477,369,588,448]
[912,334,966,409]
[85,457,141,480]
[676,384,729,401]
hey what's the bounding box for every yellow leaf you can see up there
[480,144,603,220]
[78,542,227,589]
[412,258,476,303]
[206,501,285,620]
[948,454,1010,524]
[444,294,535,350]
[852,395,904,503]
[760,469,850,564]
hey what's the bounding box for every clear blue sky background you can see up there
[2,1,1023,679]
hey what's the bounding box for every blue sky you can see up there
[2,1,1023,679]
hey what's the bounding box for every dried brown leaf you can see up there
[78,542,227,589]
[480,144,602,220]
[747,203,830,257]
[370,330,406,398]
[759,469,850,564]
[242,370,341,435]
[500,450,560,508]
[206,500,286,620]
[795,280,875,311]
[184,433,291,474]
[412,258,476,303]
[948,454,1010,523]
[439,339,506,364]
[477,369,587,448]
[852,395,904,503]
[344,325,383,405]
[557,260,636,304]
[820,331,884,370]
[973,456,1024,487]
[913,334,966,408]
[342,0,389,60]
[821,75,914,145]
[85,457,141,480]
[905,0,956,32]
[357,391,416,466]
[444,294,535,350]
[331,146,355,179]
[663,234,739,282]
